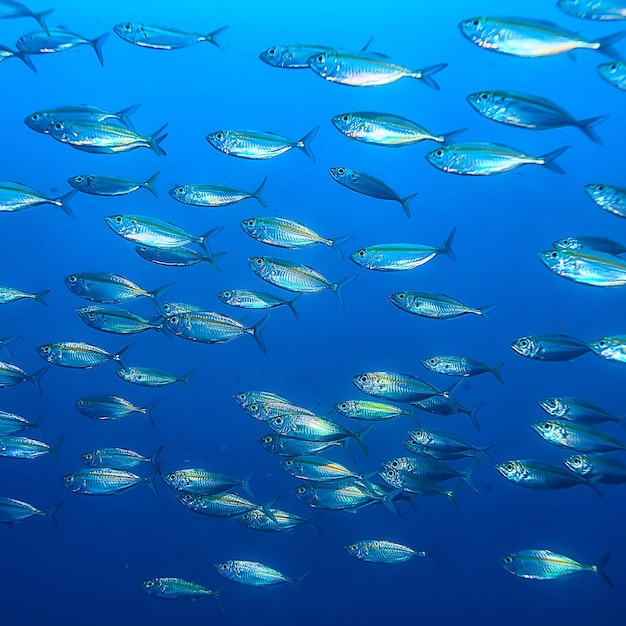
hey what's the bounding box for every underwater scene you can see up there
[1,0,626,623]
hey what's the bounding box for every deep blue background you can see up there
[1,1,625,624]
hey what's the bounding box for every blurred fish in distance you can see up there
[557,0,626,20]
[68,172,159,197]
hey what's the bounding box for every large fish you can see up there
[495,459,598,493]
[0,360,47,394]
[588,335,626,363]
[0,434,62,460]
[539,248,626,286]
[116,366,195,387]
[539,397,622,425]
[25,104,141,133]
[532,420,626,452]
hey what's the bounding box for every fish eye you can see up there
[246,219,255,227]
[75,175,83,183]
[123,23,133,31]
[480,93,488,100]
[87,312,95,319]
[114,216,122,223]
[336,167,345,175]
[30,113,39,121]
[76,399,84,406]
[42,346,51,353]
[391,460,399,468]
[220,564,228,570]
[297,486,306,494]
[357,250,366,258]
[503,556,513,564]
[358,375,367,383]
[285,459,293,466]
[18,35,25,43]
[428,358,436,364]
[169,316,178,324]
[435,149,444,157]
[215,132,224,141]
[549,251,558,259]
[519,339,529,348]
[274,416,283,425]
[339,402,348,410]
[316,54,325,62]
[166,473,176,481]
[397,293,405,300]
[145,580,154,588]
[67,275,77,283]
[222,291,231,298]
[262,436,272,443]
[415,430,422,437]
[176,186,184,194]
[84,453,92,460]
[506,463,514,471]
[250,403,258,411]
[53,122,63,131]
[599,340,606,348]
[255,258,263,266]
[596,185,605,192]
[609,64,616,71]
[386,470,394,477]
[341,114,349,122]
[182,494,192,502]
[472,19,479,26]
[268,47,277,56]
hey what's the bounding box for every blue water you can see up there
[2,0,625,623]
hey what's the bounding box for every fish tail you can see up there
[51,435,64,463]
[14,50,37,72]
[53,189,77,219]
[353,423,375,456]
[577,115,608,145]
[248,314,271,354]
[440,128,466,144]
[382,487,403,516]
[31,289,50,307]
[492,362,505,385]
[413,63,448,90]
[328,235,352,260]
[252,176,268,206]
[90,32,109,67]
[400,191,419,219]
[597,31,626,60]
[419,543,442,564]
[33,8,54,34]
[308,513,324,534]
[29,366,49,397]
[296,126,320,162]
[585,479,604,499]
[202,25,228,49]
[477,303,497,323]
[115,103,141,130]
[463,459,481,493]
[206,249,227,272]
[330,274,358,308]
[142,171,160,197]
[242,469,256,498]
[0,335,20,359]
[212,588,224,611]
[260,496,281,522]
[199,225,224,246]
[141,398,161,429]
[446,481,464,508]
[148,124,168,156]
[441,226,457,261]
[465,401,483,431]
[179,369,197,387]
[593,552,614,587]
[479,443,494,461]
[144,466,159,496]
[286,294,301,319]
[46,501,64,530]
[148,282,175,302]
[407,406,421,425]
[114,343,135,367]
[293,571,310,588]
[150,444,164,468]
[539,145,569,175]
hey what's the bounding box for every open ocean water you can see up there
[1,0,626,624]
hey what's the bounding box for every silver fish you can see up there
[495,459,596,492]
[0,286,48,306]
[585,183,626,218]
[0,409,38,434]
[588,335,626,363]
[0,181,74,216]
[553,235,626,255]
[177,492,273,519]
[116,366,195,387]
[346,540,430,564]
[64,272,172,304]
[0,361,47,393]
[379,467,460,503]
[260,38,374,68]
[81,445,162,470]
[259,433,342,457]
[68,172,159,197]
[421,355,504,383]
[564,453,626,484]
[281,456,361,481]
[237,508,318,533]
[532,420,626,452]
[135,244,225,270]
[329,166,418,218]
[76,305,163,335]
[169,177,266,207]
[351,371,446,402]
[215,560,304,587]
[0,434,61,460]
[37,341,132,369]
[539,248,626,286]
[408,429,491,459]
[15,27,108,65]
[241,396,316,422]
[233,390,290,409]
[61,467,155,495]
[0,43,36,71]
[389,291,494,320]
[0,1,52,34]
[382,456,478,490]
[294,478,399,512]
[557,0,626,20]
[161,468,254,496]
[510,334,590,361]
[25,104,141,133]
[113,23,226,49]
[75,394,159,425]
[335,399,416,421]
[142,577,220,602]
[218,289,299,318]
[597,61,626,89]
[0,497,62,528]
[539,397,622,425]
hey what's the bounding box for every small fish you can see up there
[206,127,319,161]
[0,409,38,434]
[177,492,273,519]
[379,467,459,503]
[597,61,626,90]
[116,366,195,387]
[237,508,318,533]
[75,394,159,425]
[0,43,36,71]
[495,459,596,492]
[0,498,62,528]
[335,399,416,421]
[539,248,626,286]
[382,456,478,490]
[0,285,48,306]
[345,540,430,564]
[408,429,491,460]
[142,577,220,602]
[459,16,625,58]
[0,434,61,459]
[294,479,400,513]
[553,235,626,255]
[421,355,504,383]
[427,143,568,176]
[389,291,494,320]
[161,468,254,496]
[539,397,622,425]
[25,104,141,133]
[248,256,357,307]
[352,371,446,402]
[0,1,52,34]
[281,456,361,481]
[466,90,606,144]
[331,111,464,146]
[0,335,19,359]
[557,0,626,20]
[0,361,47,394]
[510,334,590,361]
[588,335,626,364]
[47,119,167,156]
[37,341,132,369]
[329,167,418,219]
[259,433,342,457]
[113,23,226,49]
[260,39,373,68]
[240,396,316,424]
[501,549,612,585]
[564,453,626,484]
[154,301,205,317]
[217,289,299,318]
[15,28,108,65]
[68,172,159,197]
[0,181,74,216]
[532,420,626,452]
[233,390,290,409]
[585,183,626,218]
[81,445,162,470]
[76,305,163,335]
[135,244,225,270]
[350,228,456,271]
[169,178,267,207]
[308,49,447,89]
[61,467,155,495]
[64,272,172,304]
[215,560,304,587]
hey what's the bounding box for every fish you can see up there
[345,540,431,564]
[350,228,456,271]
[585,183,626,218]
[0,360,48,394]
[281,456,361,481]
[495,459,598,493]
[466,90,606,144]
[532,420,626,452]
[36,341,132,369]
[161,468,254,496]
[382,456,478,491]
[0,409,39,434]
[75,305,163,335]
[233,390,290,409]
[61,468,155,495]
[331,111,464,146]
[539,248,626,286]
[510,334,590,361]
[588,335,626,363]
[15,28,109,66]
[68,172,159,197]
[238,395,317,422]
[389,291,494,320]
[0,498,62,528]
[408,429,491,460]
[105,214,220,249]
[351,371,447,402]
[215,560,305,587]
[0,1,52,34]
[116,366,195,387]
[259,38,374,68]
[154,301,205,317]
[539,397,623,426]
[412,394,483,431]
[206,127,319,161]
[379,467,461,504]
[564,453,626,484]
[169,178,267,207]
[46,119,167,156]
[248,256,357,307]
[501,549,612,585]
[258,433,343,457]
[553,235,626,255]
[597,61,626,89]
[329,167,418,218]
[135,244,225,270]
[0,434,62,460]
[426,143,568,176]
[75,394,159,425]
[421,355,504,383]
[0,335,19,359]
[142,578,220,603]
[0,286,49,306]
[308,49,447,89]
[81,445,162,470]
[25,104,141,133]
[0,43,36,71]
[113,23,227,49]
[218,289,299,318]
[557,0,626,20]
[0,181,75,216]
[240,216,348,254]
[237,508,319,533]
[177,492,275,519]
[334,399,417,422]
[64,272,172,304]
[459,16,625,58]
[164,310,269,353]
